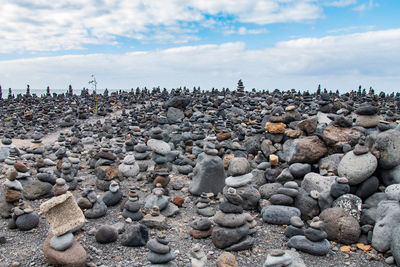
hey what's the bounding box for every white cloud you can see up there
[1,29,399,93]
[324,0,357,7]
[224,26,268,35]
[0,0,323,53]
[353,0,378,11]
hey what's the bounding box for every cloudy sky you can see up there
[0,0,399,93]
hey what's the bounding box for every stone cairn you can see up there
[122,187,143,221]
[133,142,151,172]
[40,178,87,266]
[1,170,22,218]
[118,152,140,180]
[189,137,226,196]
[195,192,215,217]
[224,157,261,210]
[287,217,331,256]
[190,244,207,267]
[9,199,39,231]
[100,180,123,207]
[145,233,177,267]
[77,185,107,219]
[189,217,213,239]
[212,187,255,251]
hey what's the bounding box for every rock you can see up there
[372,200,400,252]
[337,151,377,185]
[95,225,118,244]
[385,184,400,201]
[330,182,350,198]
[287,235,330,256]
[14,161,29,173]
[282,136,327,164]
[356,104,378,115]
[391,225,400,266]
[322,126,361,149]
[228,157,250,176]
[118,163,140,178]
[265,122,286,134]
[15,212,39,231]
[297,117,318,135]
[261,205,301,225]
[269,194,294,206]
[50,232,74,251]
[43,234,86,267]
[190,218,212,231]
[225,236,254,251]
[101,190,123,206]
[161,203,180,217]
[23,180,53,200]
[189,152,226,196]
[263,250,306,267]
[320,207,361,244]
[40,191,85,236]
[289,163,311,179]
[301,173,336,193]
[259,183,283,199]
[213,211,248,228]
[147,239,170,254]
[216,252,238,267]
[189,228,213,239]
[294,190,320,221]
[147,139,171,156]
[304,228,328,242]
[121,224,149,247]
[332,194,362,221]
[356,176,379,199]
[212,224,249,249]
[84,200,107,219]
[355,114,381,128]
[225,173,253,188]
[380,165,400,186]
[275,168,294,184]
[167,107,184,123]
[372,129,400,169]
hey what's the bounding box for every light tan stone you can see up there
[40,191,85,236]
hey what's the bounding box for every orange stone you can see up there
[217,132,231,141]
[173,197,185,207]
[269,154,279,166]
[265,122,286,134]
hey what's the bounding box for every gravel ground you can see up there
[0,110,393,267]
[0,168,392,267]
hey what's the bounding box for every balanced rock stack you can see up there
[147,127,171,169]
[122,188,143,221]
[9,199,39,231]
[355,104,380,128]
[224,157,260,210]
[287,217,331,256]
[59,159,78,190]
[145,233,177,267]
[133,143,151,172]
[40,180,86,266]
[189,137,226,196]
[79,186,107,219]
[212,187,255,251]
[190,244,207,267]
[284,216,305,238]
[0,137,13,162]
[268,181,299,207]
[189,217,213,239]
[94,164,118,192]
[118,152,140,179]
[195,192,215,217]
[1,170,23,218]
[100,180,123,207]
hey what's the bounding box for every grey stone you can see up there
[263,250,306,267]
[148,251,176,264]
[147,239,170,254]
[167,107,184,123]
[225,173,253,188]
[301,173,336,193]
[380,165,400,186]
[261,205,301,225]
[259,183,283,199]
[372,129,400,169]
[147,139,171,156]
[289,163,311,179]
[276,168,294,184]
[356,176,379,199]
[391,225,400,267]
[15,212,39,231]
[372,200,400,252]
[23,180,53,200]
[50,232,74,251]
[144,194,169,211]
[225,236,254,251]
[287,236,331,256]
[269,194,294,206]
[190,218,212,231]
[304,228,327,242]
[330,182,350,198]
[213,211,248,228]
[212,224,249,249]
[189,153,226,196]
[337,151,377,185]
[228,157,250,176]
[121,224,149,247]
[385,184,400,201]
[95,225,118,244]
[294,189,320,221]
[284,225,304,238]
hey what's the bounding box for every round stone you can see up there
[385,184,400,201]
[290,216,304,227]
[50,232,74,251]
[338,151,378,185]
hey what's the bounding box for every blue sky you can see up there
[0,0,400,93]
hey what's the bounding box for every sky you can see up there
[0,0,400,93]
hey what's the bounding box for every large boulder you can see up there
[322,126,361,149]
[320,207,361,244]
[282,136,327,164]
[372,129,400,169]
[371,200,400,252]
[189,152,226,196]
[337,151,377,185]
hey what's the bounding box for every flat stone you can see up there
[287,235,330,256]
[261,205,301,225]
[43,234,86,267]
[50,232,74,251]
[225,173,253,188]
[213,211,248,228]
